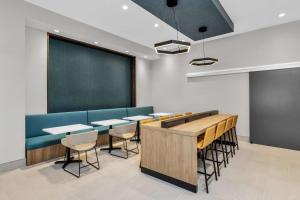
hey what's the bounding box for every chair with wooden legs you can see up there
[61,130,100,178]
[109,123,139,159]
[207,121,227,177]
[197,125,218,193]
[231,115,239,151]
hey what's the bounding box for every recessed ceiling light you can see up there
[181,40,185,42]
[54,29,60,33]
[94,41,99,44]
[154,23,159,28]
[122,5,128,10]
[125,50,129,53]
[278,13,286,18]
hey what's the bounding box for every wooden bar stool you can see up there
[197,125,218,193]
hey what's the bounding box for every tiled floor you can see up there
[1,141,300,200]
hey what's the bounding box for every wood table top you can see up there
[142,114,232,137]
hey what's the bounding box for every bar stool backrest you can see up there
[202,125,217,148]
[224,117,233,132]
[66,130,98,146]
[232,115,238,128]
[215,120,226,139]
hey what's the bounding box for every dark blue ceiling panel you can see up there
[131,0,234,41]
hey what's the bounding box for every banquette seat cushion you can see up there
[25,111,88,150]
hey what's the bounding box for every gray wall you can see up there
[0,0,25,164]
[187,20,300,74]
[151,21,300,138]
[250,68,300,150]
[25,27,152,115]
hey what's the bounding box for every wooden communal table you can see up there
[140,114,232,193]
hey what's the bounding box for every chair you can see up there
[61,130,100,178]
[109,123,139,159]
[212,121,227,176]
[223,117,234,162]
[232,115,239,150]
[197,125,218,193]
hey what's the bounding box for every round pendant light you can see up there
[189,27,218,66]
[154,0,191,55]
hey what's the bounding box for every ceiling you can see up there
[131,0,233,41]
[25,0,300,49]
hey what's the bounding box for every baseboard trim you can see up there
[0,159,26,173]
[238,136,249,142]
[141,167,197,193]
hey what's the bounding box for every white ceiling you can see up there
[25,0,300,48]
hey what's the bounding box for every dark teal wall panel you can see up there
[48,36,133,113]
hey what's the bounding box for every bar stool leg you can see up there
[202,149,209,194]
[234,127,239,150]
[227,131,234,157]
[223,135,229,164]
[230,130,236,155]
[214,142,220,176]
[210,145,218,181]
[220,136,227,168]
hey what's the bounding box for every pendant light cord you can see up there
[172,7,180,51]
[202,32,206,58]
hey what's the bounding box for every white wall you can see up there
[0,0,25,164]
[151,21,300,138]
[25,27,47,114]
[151,56,249,137]
[136,58,152,107]
[25,27,152,115]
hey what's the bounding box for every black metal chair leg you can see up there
[202,149,209,194]
[223,135,229,164]
[234,127,239,150]
[230,130,236,155]
[227,131,234,157]
[214,143,220,176]
[210,145,218,181]
[221,136,227,168]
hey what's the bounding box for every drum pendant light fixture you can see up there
[189,27,218,66]
[154,0,191,55]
